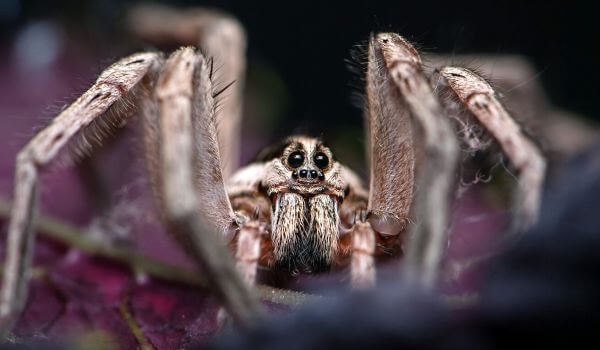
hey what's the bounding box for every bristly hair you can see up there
[346,37,369,111]
[203,49,237,132]
[346,32,427,111]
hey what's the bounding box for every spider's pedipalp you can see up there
[370,33,459,288]
[235,221,265,286]
[0,52,163,333]
[154,47,261,324]
[439,66,546,231]
[351,222,376,288]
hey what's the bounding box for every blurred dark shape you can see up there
[473,144,600,346]
[207,145,600,350]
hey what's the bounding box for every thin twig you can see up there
[0,197,315,308]
[119,294,157,350]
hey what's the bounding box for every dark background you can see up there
[1,0,597,159]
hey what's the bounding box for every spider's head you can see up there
[255,135,347,273]
[257,135,345,199]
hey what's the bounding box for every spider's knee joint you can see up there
[366,213,408,236]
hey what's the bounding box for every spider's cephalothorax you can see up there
[229,135,354,273]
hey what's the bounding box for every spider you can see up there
[0,5,545,333]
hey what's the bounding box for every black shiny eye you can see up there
[314,152,329,169]
[287,151,304,168]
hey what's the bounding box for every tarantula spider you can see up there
[0,6,545,332]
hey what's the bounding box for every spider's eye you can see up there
[314,152,329,169]
[287,151,304,168]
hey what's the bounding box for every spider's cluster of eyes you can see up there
[287,151,329,181]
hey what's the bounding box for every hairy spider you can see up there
[0,5,545,333]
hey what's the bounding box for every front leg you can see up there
[344,35,424,285]
[363,33,459,288]
[151,47,260,324]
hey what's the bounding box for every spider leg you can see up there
[367,33,459,288]
[226,164,271,288]
[150,47,261,324]
[351,222,376,288]
[439,66,546,231]
[0,52,162,332]
[429,54,599,159]
[235,221,265,286]
[349,32,421,288]
[129,4,246,179]
[363,36,416,237]
[334,166,376,288]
